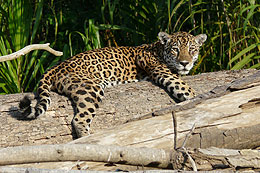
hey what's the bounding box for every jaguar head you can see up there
[159,31,207,75]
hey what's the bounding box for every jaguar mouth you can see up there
[178,69,189,75]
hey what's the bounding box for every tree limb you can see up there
[0,143,260,171]
[0,144,172,168]
[0,43,63,62]
[171,111,177,150]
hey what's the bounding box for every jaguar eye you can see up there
[171,48,179,52]
[189,48,198,55]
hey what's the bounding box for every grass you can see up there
[0,0,259,94]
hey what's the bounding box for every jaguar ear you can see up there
[195,34,207,46]
[158,32,170,45]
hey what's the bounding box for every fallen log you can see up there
[0,69,257,148]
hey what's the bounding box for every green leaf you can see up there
[229,43,258,65]
[231,53,255,70]
[242,5,260,31]
[30,0,43,44]
[250,63,260,69]
[0,83,9,94]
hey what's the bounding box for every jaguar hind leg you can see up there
[59,76,104,137]
[71,85,104,137]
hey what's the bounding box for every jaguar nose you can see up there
[180,61,189,67]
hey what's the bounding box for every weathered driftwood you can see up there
[0,144,260,171]
[0,43,63,62]
[0,69,257,148]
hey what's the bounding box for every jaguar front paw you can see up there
[175,91,195,101]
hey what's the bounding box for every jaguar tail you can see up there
[19,75,52,119]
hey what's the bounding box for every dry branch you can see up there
[171,112,197,171]
[171,111,177,150]
[0,143,259,171]
[0,43,63,62]
[0,144,172,168]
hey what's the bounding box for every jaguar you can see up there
[19,31,207,137]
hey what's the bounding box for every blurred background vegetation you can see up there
[0,0,259,94]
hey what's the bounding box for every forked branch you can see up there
[0,43,63,62]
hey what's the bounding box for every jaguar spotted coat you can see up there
[19,31,207,137]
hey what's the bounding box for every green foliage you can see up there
[69,19,102,56]
[0,0,41,94]
[0,0,64,94]
[0,0,259,94]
